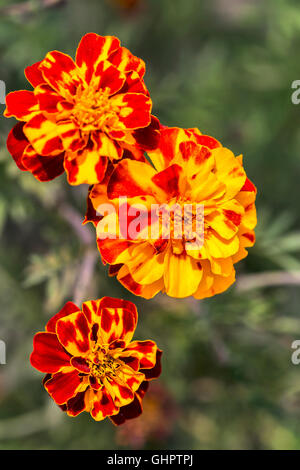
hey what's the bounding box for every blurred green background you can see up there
[1,0,300,450]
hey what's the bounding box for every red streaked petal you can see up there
[24,113,64,156]
[147,127,187,171]
[132,114,160,150]
[104,376,134,407]
[241,177,256,193]
[109,46,146,78]
[66,391,87,417]
[117,265,163,299]
[39,51,83,97]
[4,90,38,120]
[111,93,151,129]
[109,382,149,425]
[98,239,134,265]
[92,131,122,159]
[94,60,125,95]
[35,84,63,113]
[46,301,80,333]
[30,332,70,373]
[109,394,142,426]
[70,356,91,373]
[140,349,162,380]
[56,311,91,356]
[89,375,102,391]
[98,297,138,323]
[22,145,65,182]
[193,134,221,149]
[76,33,120,84]
[107,159,157,199]
[152,163,182,198]
[98,303,137,346]
[44,369,82,405]
[118,70,148,95]
[118,355,139,371]
[6,122,28,171]
[25,61,45,87]
[123,340,157,369]
[64,145,108,186]
[90,389,119,421]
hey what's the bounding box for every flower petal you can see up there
[46,301,80,333]
[109,381,149,426]
[89,388,119,421]
[123,340,157,369]
[64,145,108,185]
[164,250,203,298]
[24,113,64,156]
[109,46,146,78]
[56,311,91,356]
[94,60,125,95]
[66,391,87,417]
[44,369,82,405]
[98,303,137,346]
[103,376,135,407]
[6,123,28,171]
[39,51,83,98]
[140,349,162,380]
[213,147,246,200]
[110,93,151,130]
[25,61,45,87]
[4,90,38,120]
[132,115,160,150]
[107,159,158,199]
[76,33,120,84]
[22,145,65,182]
[30,332,70,373]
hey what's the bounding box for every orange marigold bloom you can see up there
[4,33,159,185]
[86,126,257,299]
[30,297,162,423]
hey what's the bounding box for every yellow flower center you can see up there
[72,85,119,132]
[90,352,121,380]
[154,198,204,255]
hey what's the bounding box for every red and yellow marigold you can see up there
[30,297,162,424]
[4,33,159,185]
[86,126,257,299]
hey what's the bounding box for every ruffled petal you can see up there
[30,332,70,373]
[39,51,83,98]
[46,301,80,333]
[76,33,120,84]
[56,311,91,356]
[44,369,82,405]
[123,340,157,369]
[22,145,65,182]
[4,90,38,121]
[6,123,28,171]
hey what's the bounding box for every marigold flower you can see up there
[30,297,162,423]
[86,126,257,299]
[4,33,160,185]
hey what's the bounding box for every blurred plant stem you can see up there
[237,271,300,291]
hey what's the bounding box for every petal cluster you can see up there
[86,126,257,299]
[30,297,162,423]
[5,33,160,185]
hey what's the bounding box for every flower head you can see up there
[30,297,162,423]
[86,126,257,299]
[5,33,160,185]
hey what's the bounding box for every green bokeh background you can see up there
[1,0,300,450]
